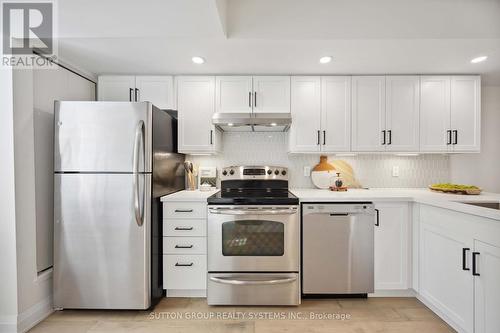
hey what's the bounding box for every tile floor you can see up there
[30,297,455,332]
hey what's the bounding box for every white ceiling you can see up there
[57,0,500,85]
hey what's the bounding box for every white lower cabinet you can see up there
[474,240,500,333]
[162,200,208,297]
[419,221,473,333]
[374,203,409,290]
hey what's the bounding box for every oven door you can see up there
[207,205,299,272]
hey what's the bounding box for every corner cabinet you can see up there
[374,202,409,291]
[176,76,221,154]
[98,75,175,109]
[289,76,351,153]
[420,76,480,152]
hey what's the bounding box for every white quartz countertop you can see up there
[290,188,500,221]
[160,189,219,202]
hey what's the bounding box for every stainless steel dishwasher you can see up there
[302,203,376,296]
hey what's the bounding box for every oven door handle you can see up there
[209,276,297,286]
[208,208,297,215]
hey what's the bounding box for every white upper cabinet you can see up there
[385,76,420,152]
[135,76,175,110]
[374,203,409,290]
[98,75,136,101]
[321,76,351,152]
[98,75,175,109]
[420,76,451,152]
[176,76,220,154]
[351,76,386,152]
[252,76,290,113]
[215,76,253,113]
[289,76,321,152]
[450,76,481,152]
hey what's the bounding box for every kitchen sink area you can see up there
[456,201,500,210]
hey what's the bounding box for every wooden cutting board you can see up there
[429,186,482,195]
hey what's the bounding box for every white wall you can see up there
[450,86,500,192]
[0,68,20,333]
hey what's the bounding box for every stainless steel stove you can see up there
[207,166,300,306]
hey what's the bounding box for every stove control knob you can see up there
[281,170,287,176]
[229,169,235,175]
[222,170,228,176]
[267,169,272,175]
[274,169,280,175]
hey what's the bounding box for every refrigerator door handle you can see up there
[133,120,145,227]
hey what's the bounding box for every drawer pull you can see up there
[174,226,194,231]
[175,244,194,249]
[175,209,194,213]
[175,262,194,267]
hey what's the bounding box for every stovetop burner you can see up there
[207,166,299,205]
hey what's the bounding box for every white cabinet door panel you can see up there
[420,76,451,152]
[289,76,321,152]
[215,76,252,113]
[97,76,135,101]
[419,222,473,333]
[374,203,409,290]
[135,76,174,110]
[385,76,420,152]
[450,76,481,152]
[321,76,351,152]
[253,76,290,113]
[351,76,386,151]
[474,240,500,333]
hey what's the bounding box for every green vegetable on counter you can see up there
[430,183,480,190]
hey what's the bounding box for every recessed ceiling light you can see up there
[227,123,233,127]
[270,123,277,126]
[471,56,487,64]
[319,56,332,64]
[192,56,205,64]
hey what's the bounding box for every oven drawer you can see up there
[164,237,207,254]
[207,273,300,306]
[163,255,207,290]
[163,219,206,237]
[163,202,207,219]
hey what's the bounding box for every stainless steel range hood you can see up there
[212,113,292,132]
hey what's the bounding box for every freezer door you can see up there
[54,101,152,173]
[53,173,151,309]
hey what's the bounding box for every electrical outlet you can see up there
[304,166,311,177]
[392,166,400,177]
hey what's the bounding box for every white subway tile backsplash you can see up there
[187,132,449,188]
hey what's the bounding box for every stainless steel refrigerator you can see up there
[53,101,185,309]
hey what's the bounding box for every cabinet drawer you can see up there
[164,237,207,254]
[163,202,207,219]
[163,255,207,290]
[163,219,206,237]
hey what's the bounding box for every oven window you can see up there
[222,220,284,256]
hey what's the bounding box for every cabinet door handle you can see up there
[254,92,257,108]
[175,262,194,267]
[374,208,380,226]
[447,130,452,145]
[317,130,320,145]
[388,130,392,145]
[323,131,326,145]
[462,248,470,271]
[382,130,386,145]
[174,226,194,231]
[472,252,480,276]
[175,245,194,249]
[249,92,252,108]
[134,88,139,102]
[210,130,213,145]
[174,209,193,213]
[129,88,133,102]
[452,130,458,145]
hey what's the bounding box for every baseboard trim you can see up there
[416,294,465,333]
[369,289,416,297]
[166,289,206,298]
[17,295,53,333]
